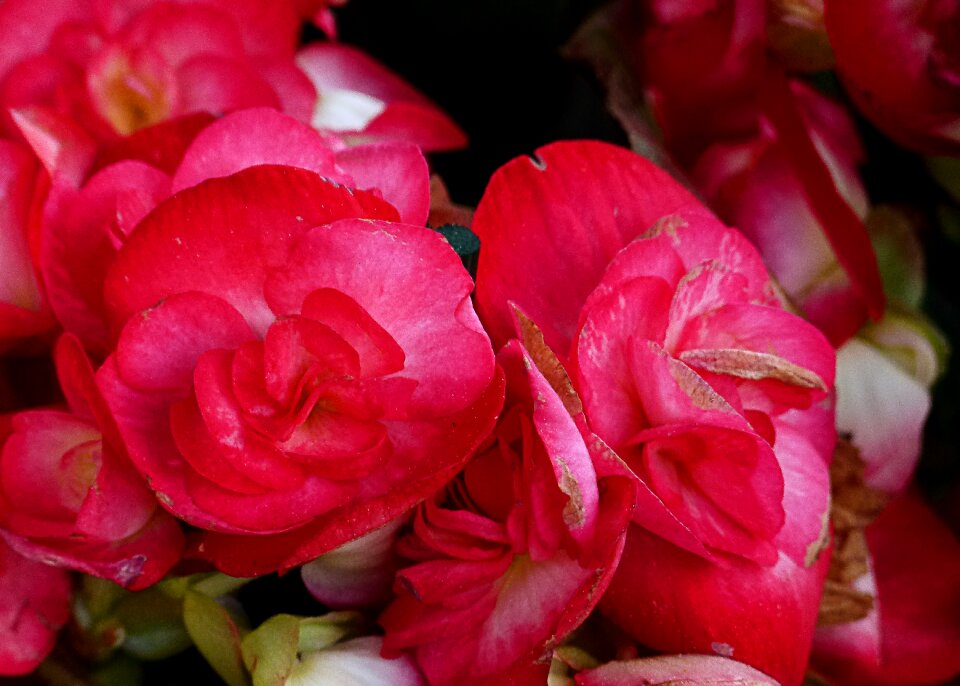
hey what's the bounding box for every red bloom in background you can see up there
[0,334,183,589]
[97,164,500,575]
[473,141,835,686]
[826,0,960,156]
[623,0,767,165]
[611,0,884,343]
[812,493,960,686]
[0,0,315,141]
[0,537,72,676]
[695,80,873,345]
[381,321,634,686]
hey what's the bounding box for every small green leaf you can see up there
[183,590,250,686]
[192,573,254,599]
[113,587,192,660]
[241,614,301,686]
[297,612,362,653]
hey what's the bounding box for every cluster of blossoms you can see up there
[1,0,959,685]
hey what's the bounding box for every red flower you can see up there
[380,323,634,686]
[826,0,960,156]
[812,493,960,686]
[0,334,184,589]
[0,537,71,676]
[0,0,314,141]
[97,164,500,574]
[473,141,835,686]
[35,107,430,358]
[695,81,875,345]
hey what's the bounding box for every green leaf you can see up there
[297,612,362,653]
[113,587,192,660]
[183,590,249,686]
[241,614,301,686]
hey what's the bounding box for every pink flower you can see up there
[694,80,875,345]
[473,140,836,686]
[825,0,960,156]
[0,0,315,141]
[380,323,634,686]
[0,334,184,589]
[812,493,960,685]
[34,107,430,358]
[0,537,72,676]
[96,163,500,575]
[621,0,768,165]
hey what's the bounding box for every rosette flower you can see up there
[0,334,184,589]
[97,164,500,575]
[0,0,315,141]
[35,107,429,358]
[473,141,836,686]
[0,537,72,676]
[380,324,635,686]
[825,0,960,155]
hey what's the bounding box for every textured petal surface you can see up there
[473,140,698,353]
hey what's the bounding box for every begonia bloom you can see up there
[36,107,429,358]
[0,334,184,589]
[473,140,835,686]
[825,0,960,156]
[381,325,634,686]
[97,164,500,575]
[0,0,314,143]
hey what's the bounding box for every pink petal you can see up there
[113,291,257,393]
[301,517,405,608]
[190,370,505,575]
[473,140,698,353]
[41,160,171,356]
[171,107,341,193]
[104,165,399,335]
[295,43,437,105]
[601,525,827,686]
[334,141,430,225]
[10,106,96,188]
[576,654,781,685]
[264,219,494,416]
[175,54,282,115]
[0,140,46,333]
[362,102,467,152]
[94,112,215,176]
[759,68,884,322]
